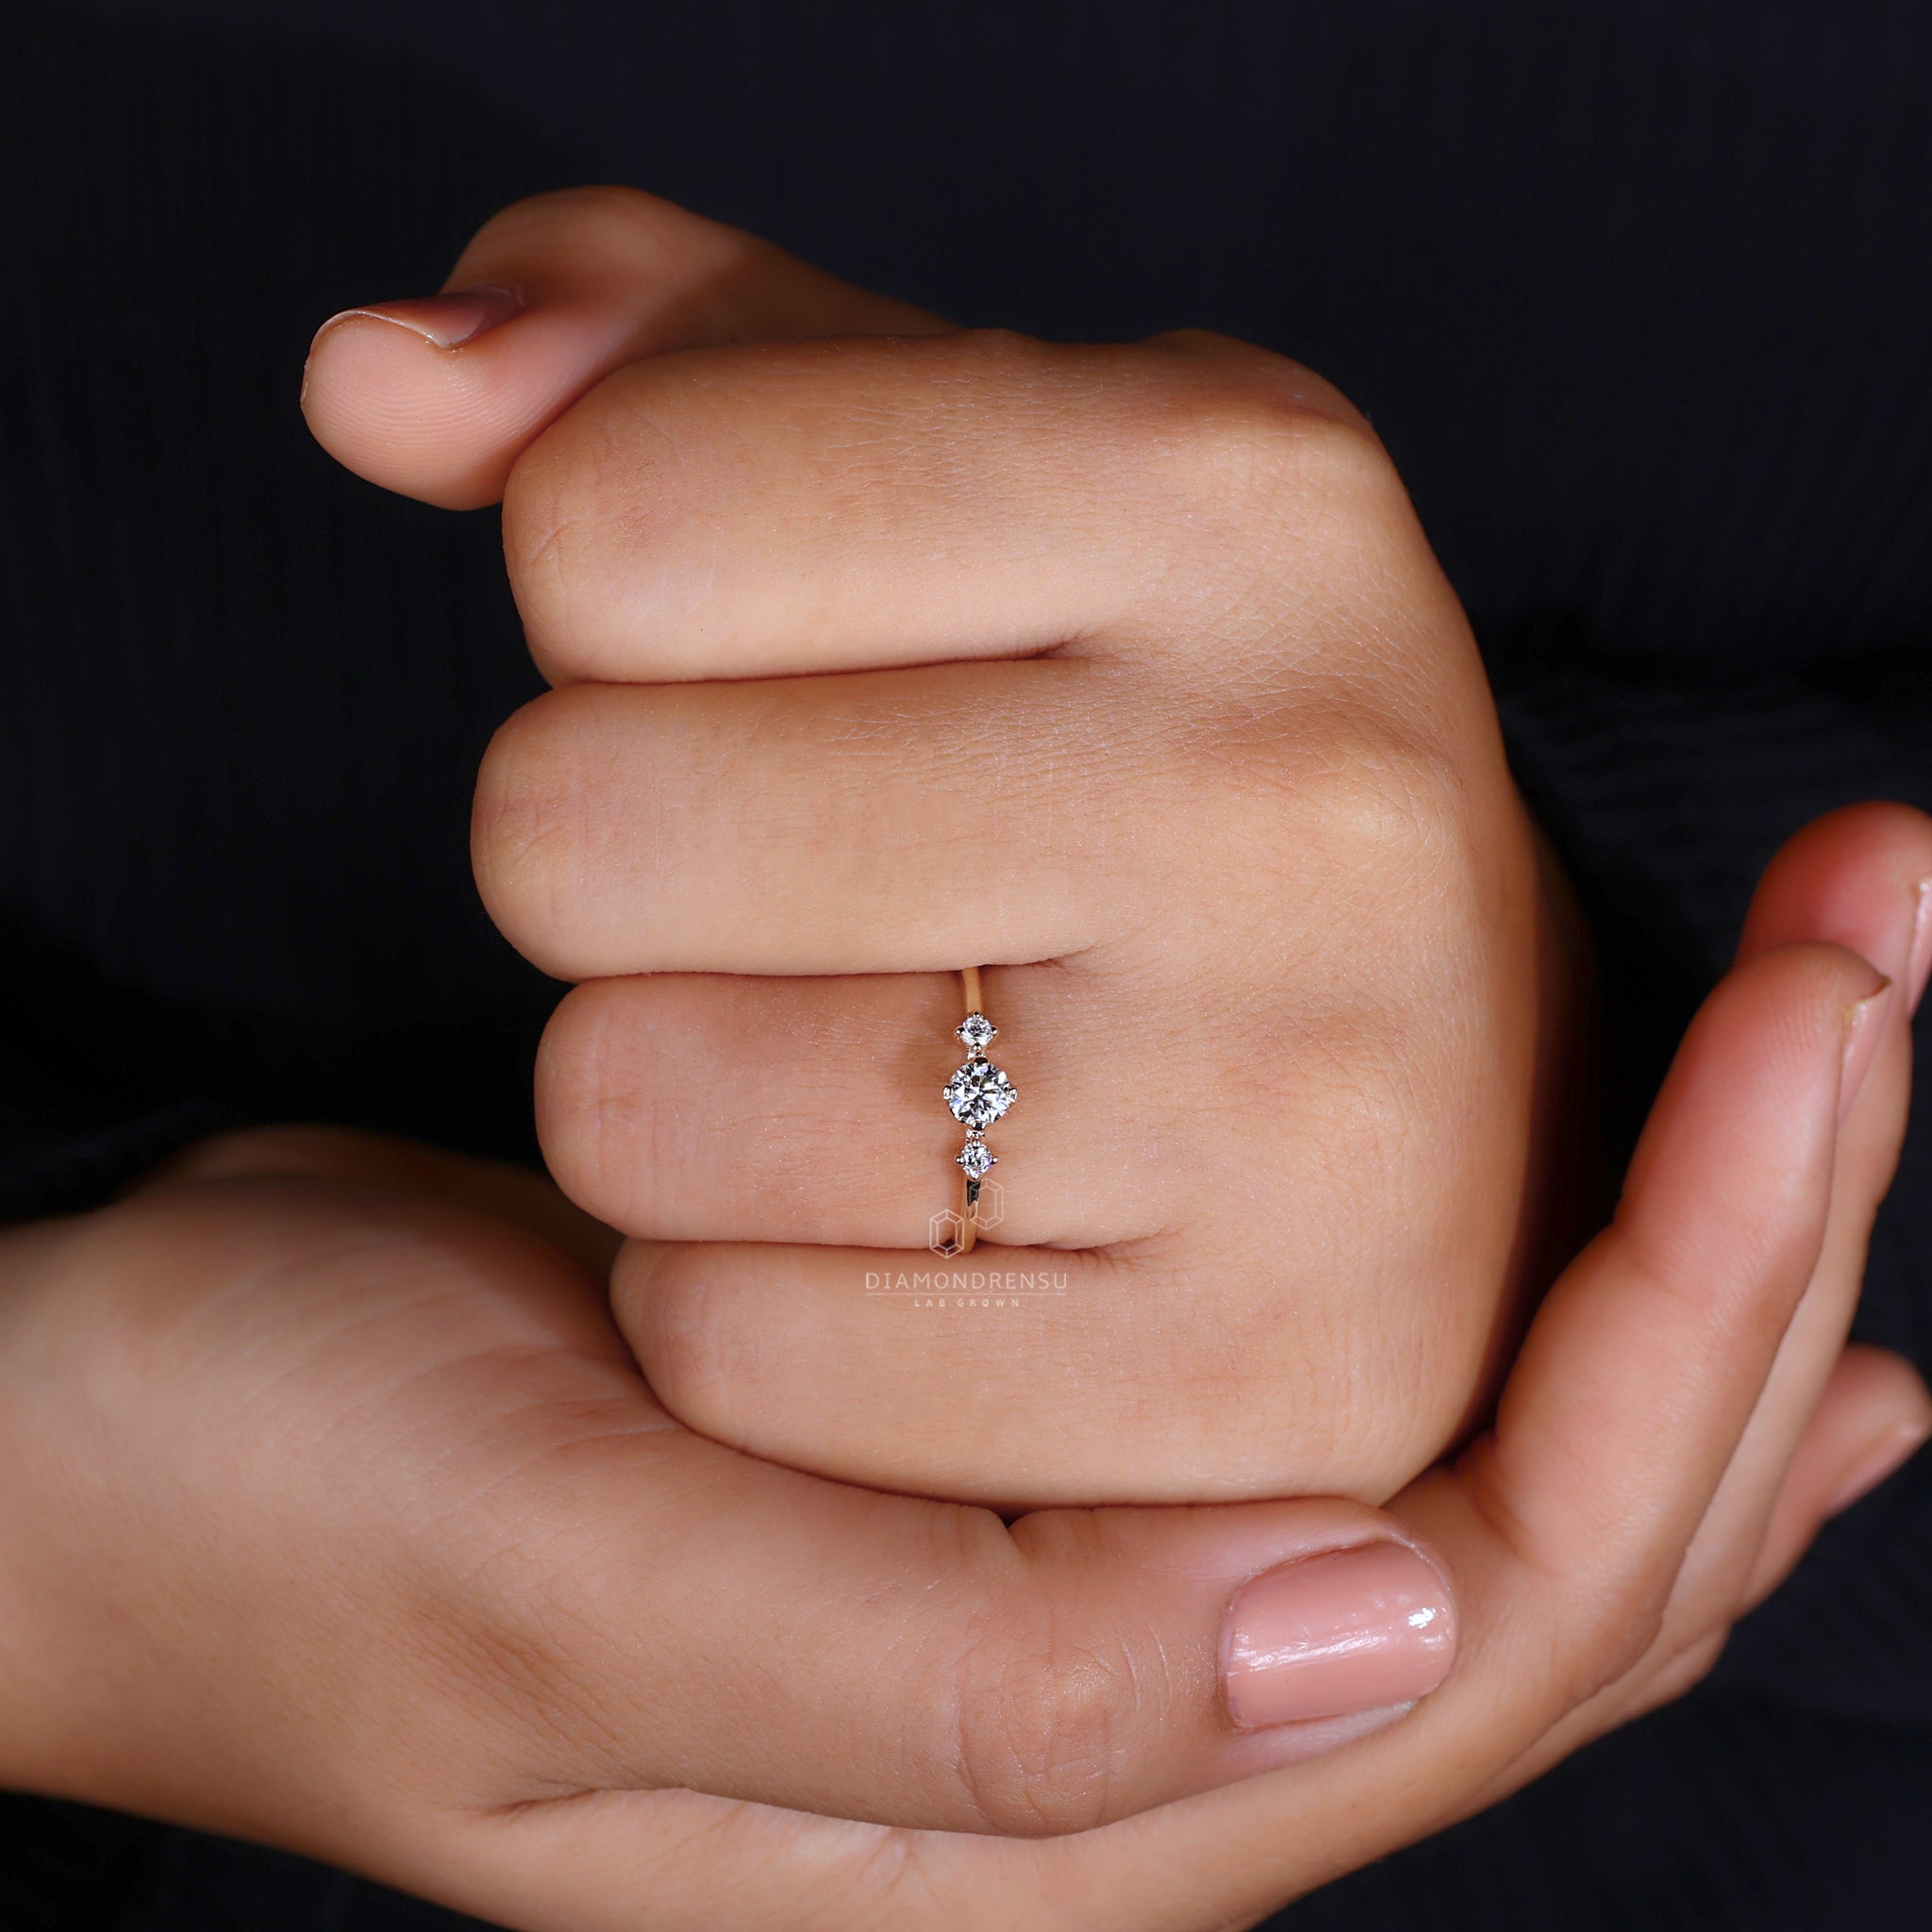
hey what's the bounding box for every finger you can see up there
[1636,806,1932,1645]
[534,967,1167,1251]
[609,1236,1483,1509]
[473,657,1451,980]
[475,1406,1458,1837]
[301,185,947,508]
[499,325,1407,685]
[1388,941,1876,1765]
[1742,1342,1932,1607]
[558,937,1513,1507]
[1403,815,1931,1816]
[1643,998,1911,1628]
[1735,800,1932,1094]
[474,661,1124,978]
[543,947,1520,1506]
[1197,936,1887,1870]
[1563,1344,1932,1740]
[435,1493,1458,1929]
[532,939,1474,1255]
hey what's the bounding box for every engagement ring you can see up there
[942,966,1014,1253]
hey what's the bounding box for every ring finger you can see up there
[537,961,1188,1251]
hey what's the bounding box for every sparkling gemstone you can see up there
[957,1011,997,1051]
[943,1057,1016,1128]
[957,1138,996,1179]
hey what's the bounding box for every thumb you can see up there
[300,185,948,509]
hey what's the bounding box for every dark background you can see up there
[4,1,1931,1924]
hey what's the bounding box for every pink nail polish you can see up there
[1839,981,1894,1126]
[313,282,524,350]
[1223,1542,1456,1730]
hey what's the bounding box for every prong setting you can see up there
[943,1054,1016,1129]
[957,1011,996,1051]
[956,1135,995,1179]
[944,999,1013,1245]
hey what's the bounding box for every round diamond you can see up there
[957,1011,996,1051]
[943,1057,1016,1128]
[956,1138,996,1179]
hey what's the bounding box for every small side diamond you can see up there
[957,1011,996,1051]
[957,1137,996,1179]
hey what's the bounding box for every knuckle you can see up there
[534,984,645,1225]
[529,181,678,233]
[1304,734,1468,874]
[1135,359,1393,523]
[919,326,1397,531]
[1210,717,1471,903]
[1457,1456,1680,1716]
[481,183,724,271]
[1567,1591,1674,1707]
[470,690,605,973]
[947,1608,1144,1837]
[1552,1579,1678,1712]
[502,409,637,673]
[612,1245,747,1440]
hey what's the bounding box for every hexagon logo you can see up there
[971,1179,1006,1231]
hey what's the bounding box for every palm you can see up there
[4,1156,674,1852]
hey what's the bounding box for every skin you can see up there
[0,823,1924,1932]
[0,188,1916,1932]
[313,187,1570,1508]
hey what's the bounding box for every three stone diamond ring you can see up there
[942,965,1016,1254]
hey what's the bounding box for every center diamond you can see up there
[943,1057,1016,1129]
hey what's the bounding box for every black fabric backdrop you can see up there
[4,2,1931,1924]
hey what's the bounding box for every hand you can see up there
[0,1123,1477,1903]
[289,191,1932,1928]
[3,823,1921,1932]
[306,187,1574,1509]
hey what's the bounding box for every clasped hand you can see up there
[0,188,1921,1932]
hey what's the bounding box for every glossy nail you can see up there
[1224,1542,1456,1729]
[312,282,524,351]
[1839,980,1893,1126]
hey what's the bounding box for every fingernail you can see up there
[1824,1412,1932,1517]
[1223,1542,1456,1729]
[312,282,525,351]
[1839,980,1894,1126]
[1906,878,1932,1017]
